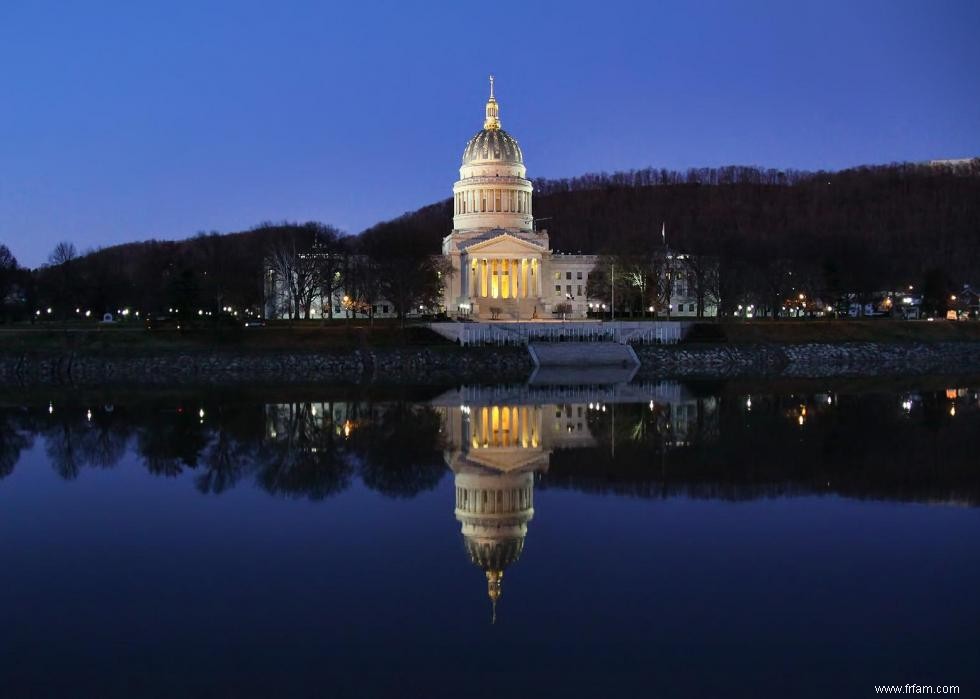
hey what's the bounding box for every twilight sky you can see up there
[1,0,978,268]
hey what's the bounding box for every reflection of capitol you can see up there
[434,381,712,620]
[439,401,596,621]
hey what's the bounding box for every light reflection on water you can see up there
[1,380,979,696]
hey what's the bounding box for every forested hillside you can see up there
[2,160,977,321]
[397,160,980,288]
[385,160,980,315]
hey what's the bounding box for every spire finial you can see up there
[486,569,503,623]
[484,76,501,130]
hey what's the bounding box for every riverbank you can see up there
[3,322,980,385]
[634,341,980,379]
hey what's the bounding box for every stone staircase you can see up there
[482,298,534,321]
[529,341,639,368]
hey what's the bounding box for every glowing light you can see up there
[198,408,205,419]
[48,402,54,415]
[949,405,956,417]
[746,396,752,410]
[86,409,92,421]
[798,415,804,426]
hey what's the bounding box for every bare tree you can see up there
[312,226,346,323]
[0,244,20,321]
[267,230,319,321]
[47,241,79,321]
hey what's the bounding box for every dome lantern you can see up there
[484,74,500,130]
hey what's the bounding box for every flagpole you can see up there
[611,262,615,322]
[663,222,671,321]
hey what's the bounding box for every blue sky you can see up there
[1,0,978,267]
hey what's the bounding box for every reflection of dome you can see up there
[455,468,535,623]
[465,536,525,572]
[462,128,523,165]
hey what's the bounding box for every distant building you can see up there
[927,158,977,168]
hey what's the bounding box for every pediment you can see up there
[461,232,546,255]
[459,449,550,474]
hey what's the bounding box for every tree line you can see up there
[0,217,446,324]
[2,159,977,322]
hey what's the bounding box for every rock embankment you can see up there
[0,347,533,386]
[3,341,980,386]
[634,341,980,378]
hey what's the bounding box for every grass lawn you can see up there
[0,321,453,355]
[702,319,980,343]
[3,318,980,355]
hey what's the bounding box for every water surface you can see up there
[1,380,978,697]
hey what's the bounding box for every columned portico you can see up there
[467,256,541,301]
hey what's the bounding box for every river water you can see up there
[1,379,978,697]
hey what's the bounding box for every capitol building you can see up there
[442,77,597,320]
[265,77,716,321]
